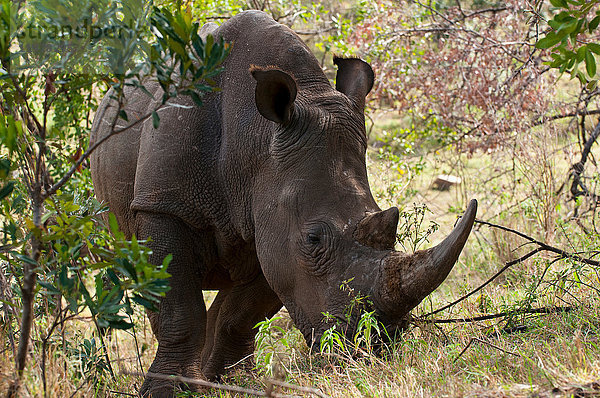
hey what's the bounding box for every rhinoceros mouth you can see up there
[292,304,374,351]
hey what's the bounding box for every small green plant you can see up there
[68,337,110,387]
[254,316,286,376]
[339,278,368,324]
[319,308,388,357]
[353,310,381,352]
[254,316,302,378]
[397,203,440,253]
[319,279,387,357]
[319,325,346,354]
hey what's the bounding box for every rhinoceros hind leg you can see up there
[201,273,282,379]
[135,212,209,397]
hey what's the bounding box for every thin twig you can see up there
[267,379,330,398]
[125,371,330,398]
[475,219,600,267]
[456,6,508,21]
[453,337,521,363]
[108,391,137,397]
[223,352,255,369]
[127,314,145,376]
[533,109,600,126]
[424,246,542,317]
[452,338,474,363]
[419,306,573,324]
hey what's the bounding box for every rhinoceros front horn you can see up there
[373,199,478,322]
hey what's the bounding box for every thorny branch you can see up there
[424,219,599,318]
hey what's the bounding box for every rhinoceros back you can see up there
[91,11,328,240]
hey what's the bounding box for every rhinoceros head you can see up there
[249,57,477,344]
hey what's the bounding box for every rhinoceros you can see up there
[90,10,477,397]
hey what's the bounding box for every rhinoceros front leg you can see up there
[135,212,208,397]
[201,273,282,379]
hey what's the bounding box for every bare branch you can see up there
[295,27,336,35]
[423,219,599,318]
[570,118,600,199]
[533,109,600,126]
[122,371,331,398]
[456,6,508,22]
[424,246,543,317]
[418,306,573,324]
[453,337,521,364]
[475,219,600,267]
[268,379,330,398]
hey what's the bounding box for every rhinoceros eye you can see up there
[307,232,321,245]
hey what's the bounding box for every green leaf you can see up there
[586,49,596,77]
[576,69,587,84]
[59,264,74,291]
[588,43,600,55]
[119,110,128,121]
[106,268,121,286]
[0,181,13,200]
[205,34,214,56]
[558,19,579,35]
[162,253,172,268]
[39,281,61,295]
[590,15,600,32]
[190,91,203,106]
[536,33,562,49]
[14,253,38,266]
[118,259,138,282]
[5,116,17,152]
[577,46,587,62]
[108,213,120,235]
[131,294,157,310]
[549,0,568,8]
[107,319,134,330]
[152,111,160,129]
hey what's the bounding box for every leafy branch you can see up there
[0,1,229,396]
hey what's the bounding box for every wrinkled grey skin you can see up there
[90,10,477,397]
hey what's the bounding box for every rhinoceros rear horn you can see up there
[354,207,399,250]
[250,66,297,124]
[333,56,374,108]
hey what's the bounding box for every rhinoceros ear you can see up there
[250,66,297,124]
[333,56,374,108]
